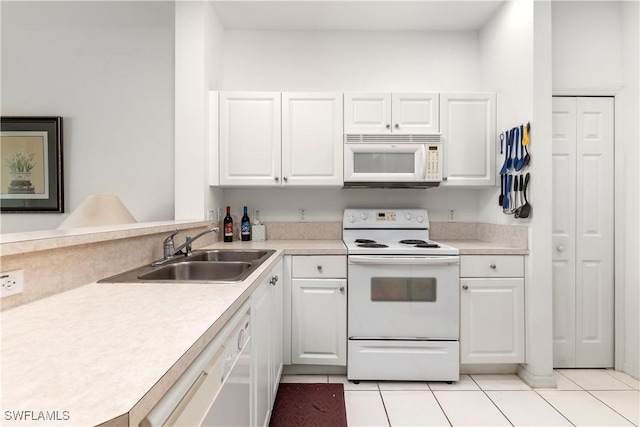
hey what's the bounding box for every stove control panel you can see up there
[344,209,429,228]
[376,211,396,221]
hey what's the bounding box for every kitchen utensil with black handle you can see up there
[519,173,531,218]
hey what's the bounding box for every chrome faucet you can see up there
[153,227,219,266]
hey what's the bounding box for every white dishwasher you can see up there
[142,303,251,427]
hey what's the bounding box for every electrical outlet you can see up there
[298,208,307,222]
[1,269,24,298]
[448,209,455,222]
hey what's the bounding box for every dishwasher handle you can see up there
[348,255,459,266]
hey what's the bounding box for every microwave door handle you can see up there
[348,256,459,266]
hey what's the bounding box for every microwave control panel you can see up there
[425,144,442,180]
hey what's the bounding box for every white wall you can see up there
[222,187,481,224]
[222,30,480,92]
[551,0,639,378]
[620,0,639,379]
[219,29,484,222]
[478,0,534,226]
[1,1,175,233]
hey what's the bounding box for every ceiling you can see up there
[209,1,506,31]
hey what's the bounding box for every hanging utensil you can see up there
[511,174,520,214]
[503,174,512,212]
[522,122,531,168]
[499,129,512,174]
[499,132,504,155]
[514,124,525,171]
[519,173,531,218]
[506,127,517,172]
[499,174,505,206]
[515,175,524,217]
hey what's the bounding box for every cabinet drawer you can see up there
[460,255,524,278]
[292,256,346,278]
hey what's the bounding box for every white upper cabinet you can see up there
[439,93,496,186]
[344,92,439,134]
[219,91,343,187]
[282,92,343,186]
[219,92,282,186]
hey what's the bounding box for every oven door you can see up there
[344,143,427,183]
[348,255,459,340]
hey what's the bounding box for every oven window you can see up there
[371,277,437,302]
[353,153,415,174]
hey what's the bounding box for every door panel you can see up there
[391,92,439,134]
[551,96,614,368]
[344,92,391,134]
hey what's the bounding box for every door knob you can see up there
[385,123,391,129]
[462,285,469,290]
[490,264,497,270]
[317,265,323,271]
[283,176,288,182]
[339,286,345,293]
[557,245,565,252]
[274,176,279,182]
[394,123,399,129]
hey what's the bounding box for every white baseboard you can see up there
[517,365,556,388]
[623,362,640,380]
[460,364,519,374]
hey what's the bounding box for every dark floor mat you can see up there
[269,383,347,427]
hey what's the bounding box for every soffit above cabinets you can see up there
[209,1,506,31]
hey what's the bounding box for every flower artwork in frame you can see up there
[0,117,64,212]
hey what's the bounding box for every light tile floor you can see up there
[280,369,640,426]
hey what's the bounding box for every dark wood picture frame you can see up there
[0,116,64,213]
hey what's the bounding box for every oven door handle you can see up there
[348,256,459,266]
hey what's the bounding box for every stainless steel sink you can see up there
[138,261,253,282]
[187,249,270,262]
[98,249,276,283]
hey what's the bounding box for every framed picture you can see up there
[0,117,64,213]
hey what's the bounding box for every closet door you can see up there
[552,96,614,368]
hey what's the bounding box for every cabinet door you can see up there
[344,92,392,134]
[220,92,281,186]
[251,278,272,427]
[460,278,525,364]
[391,92,439,134]
[282,92,343,186]
[440,93,496,186]
[269,261,284,404]
[291,279,347,366]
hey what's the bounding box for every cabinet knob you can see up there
[317,265,323,271]
[283,176,288,182]
[270,275,278,285]
[490,264,497,270]
[394,123,399,129]
[557,245,565,252]
[274,177,279,182]
[339,286,345,293]
[442,177,448,181]
[385,123,391,129]
[462,285,469,290]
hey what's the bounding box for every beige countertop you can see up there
[440,239,529,255]
[0,240,346,427]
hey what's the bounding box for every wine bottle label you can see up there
[225,223,233,236]
[241,222,250,235]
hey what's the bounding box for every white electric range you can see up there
[343,209,460,382]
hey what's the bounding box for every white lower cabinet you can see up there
[289,256,347,366]
[459,255,525,364]
[251,260,284,427]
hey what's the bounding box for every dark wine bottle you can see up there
[223,206,233,242]
[241,206,251,241]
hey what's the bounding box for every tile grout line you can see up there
[428,384,454,427]
[533,388,577,426]
[554,369,583,389]
[600,368,640,390]
[584,388,639,426]
[377,387,392,427]
[468,375,515,427]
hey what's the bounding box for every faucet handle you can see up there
[164,229,179,243]
[163,229,179,258]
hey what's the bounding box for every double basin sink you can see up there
[99,249,275,284]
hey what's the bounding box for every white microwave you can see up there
[343,134,443,188]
